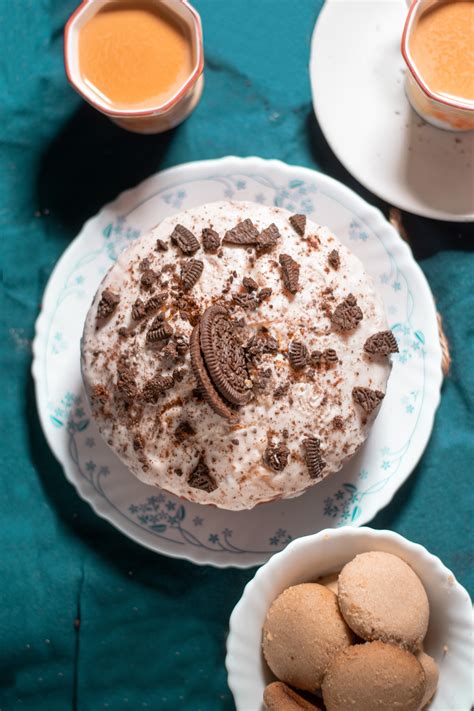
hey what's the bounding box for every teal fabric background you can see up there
[1,1,472,709]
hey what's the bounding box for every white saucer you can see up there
[32,157,442,568]
[310,0,474,222]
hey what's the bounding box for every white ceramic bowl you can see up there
[226,527,473,711]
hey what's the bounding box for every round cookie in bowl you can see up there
[81,200,395,510]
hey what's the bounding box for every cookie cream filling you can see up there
[81,201,392,510]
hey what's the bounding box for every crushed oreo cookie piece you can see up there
[177,294,201,326]
[274,382,290,398]
[257,287,272,302]
[243,276,258,292]
[223,218,259,245]
[172,367,186,382]
[352,386,385,414]
[289,340,309,370]
[155,238,169,252]
[132,297,146,321]
[310,348,339,367]
[140,269,157,291]
[232,292,258,311]
[146,318,173,343]
[118,327,130,339]
[245,330,278,361]
[174,334,189,356]
[201,227,221,253]
[181,259,203,291]
[188,457,217,493]
[170,224,200,254]
[256,223,280,254]
[116,361,137,403]
[96,289,120,322]
[302,437,325,479]
[331,294,363,331]
[161,341,178,362]
[328,249,340,270]
[139,258,151,272]
[364,330,399,355]
[142,373,174,403]
[289,213,306,236]
[145,291,168,315]
[200,304,252,406]
[174,421,195,442]
[279,253,300,294]
[263,441,290,472]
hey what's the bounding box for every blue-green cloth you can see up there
[1,1,473,709]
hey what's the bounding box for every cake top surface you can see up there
[81,200,391,509]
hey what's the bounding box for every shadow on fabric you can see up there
[37,103,175,236]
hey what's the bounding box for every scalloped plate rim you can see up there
[32,156,443,568]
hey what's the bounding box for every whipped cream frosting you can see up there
[81,201,391,510]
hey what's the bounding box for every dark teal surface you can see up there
[1,1,472,709]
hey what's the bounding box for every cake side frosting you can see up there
[81,201,392,510]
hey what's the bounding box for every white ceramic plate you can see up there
[226,527,473,710]
[32,156,442,568]
[310,0,474,222]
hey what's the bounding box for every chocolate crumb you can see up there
[263,441,290,472]
[328,249,340,270]
[279,254,300,294]
[140,269,157,291]
[170,224,200,254]
[188,457,217,492]
[289,213,306,236]
[174,468,183,476]
[156,239,169,252]
[138,258,151,272]
[331,294,363,331]
[118,327,130,339]
[364,330,399,355]
[243,276,258,292]
[231,438,239,446]
[91,384,108,403]
[96,289,120,322]
[133,434,145,451]
[172,368,186,382]
[274,382,290,398]
[201,227,221,253]
[174,421,195,442]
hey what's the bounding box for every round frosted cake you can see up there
[81,201,397,510]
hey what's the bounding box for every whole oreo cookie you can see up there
[189,324,236,421]
[199,304,252,407]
